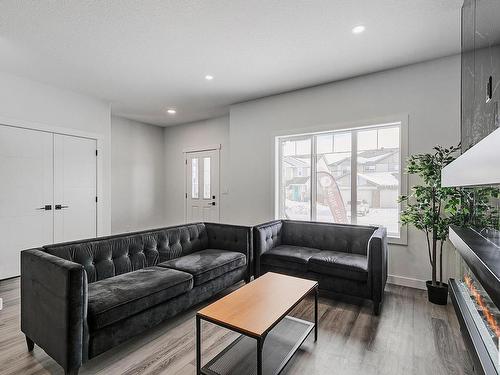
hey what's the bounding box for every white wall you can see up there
[0,71,112,234]
[111,116,166,233]
[163,115,230,225]
[227,55,461,288]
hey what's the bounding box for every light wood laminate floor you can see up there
[0,277,473,375]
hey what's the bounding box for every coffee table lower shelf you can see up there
[201,316,314,375]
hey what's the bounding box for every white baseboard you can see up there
[387,274,426,290]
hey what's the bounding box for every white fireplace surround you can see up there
[442,127,500,187]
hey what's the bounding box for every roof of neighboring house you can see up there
[283,156,310,168]
[358,152,395,165]
[357,148,397,157]
[285,176,310,186]
[335,171,399,187]
[322,153,350,165]
[322,148,398,166]
[357,172,399,187]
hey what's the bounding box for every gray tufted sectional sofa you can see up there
[253,220,387,315]
[20,222,252,375]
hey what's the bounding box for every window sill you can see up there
[388,235,407,246]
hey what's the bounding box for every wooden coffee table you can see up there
[196,272,318,375]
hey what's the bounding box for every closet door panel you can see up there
[54,134,97,243]
[0,125,53,279]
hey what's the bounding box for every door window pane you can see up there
[316,133,351,224]
[191,158,199,198]
[281,138,311,220]
[203,157,211,199]
[356,126,400,237]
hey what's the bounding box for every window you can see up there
[276,122,404,239]
[203,157,211,199]
[280,137,312,220]
[191,158,199,198]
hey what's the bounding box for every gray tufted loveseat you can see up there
[20,222,252,375]
[253,220,387,315]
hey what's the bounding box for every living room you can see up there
[0,1,499,375]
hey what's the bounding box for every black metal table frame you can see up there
[196,285,318,375]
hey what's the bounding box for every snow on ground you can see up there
[285,200,399,236]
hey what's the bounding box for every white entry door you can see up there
[185,149,220,222]
[54,134,97,243]
[0,126,54,279]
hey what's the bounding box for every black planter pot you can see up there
[426,280,449,305]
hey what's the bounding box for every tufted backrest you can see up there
[43,223,208,283]
[253,220,283,256]
[281,220,376,255]
[206,223,251,255]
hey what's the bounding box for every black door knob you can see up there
[36,205,52,211]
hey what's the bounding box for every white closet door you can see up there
[0,125,53,279]
[54,134,97,243]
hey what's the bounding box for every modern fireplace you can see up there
[441,0,500,373]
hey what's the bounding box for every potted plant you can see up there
[399,145,463,305]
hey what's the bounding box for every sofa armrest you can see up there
[205,223,253,275]
[21,248,88,373]
[367,227,388,307]
[253,220,283,277]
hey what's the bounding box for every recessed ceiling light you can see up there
[205,75,214,80]
[352,25,366,34]
[167,109,176,115]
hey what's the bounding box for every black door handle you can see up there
[36,205,52,211]
[211,202,216,206]
[55,204,69,210]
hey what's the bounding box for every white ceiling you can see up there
[0,0,462,126]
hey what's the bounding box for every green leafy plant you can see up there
[399,145,464,286]
[400,144,499,288]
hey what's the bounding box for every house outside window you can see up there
[276,121,406,241]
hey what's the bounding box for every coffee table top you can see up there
[197,272,318,337]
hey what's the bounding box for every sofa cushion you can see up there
[88,267,193,330]
[158,249,246,286]
[308,251,368,281]
[260,245,321,273]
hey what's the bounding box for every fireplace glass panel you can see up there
[466,185,500,247]
[457,260,500,371]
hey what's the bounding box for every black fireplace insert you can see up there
[450,225,500,375]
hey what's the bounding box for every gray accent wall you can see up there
[163,115,230,225]
[111,116,166,233]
